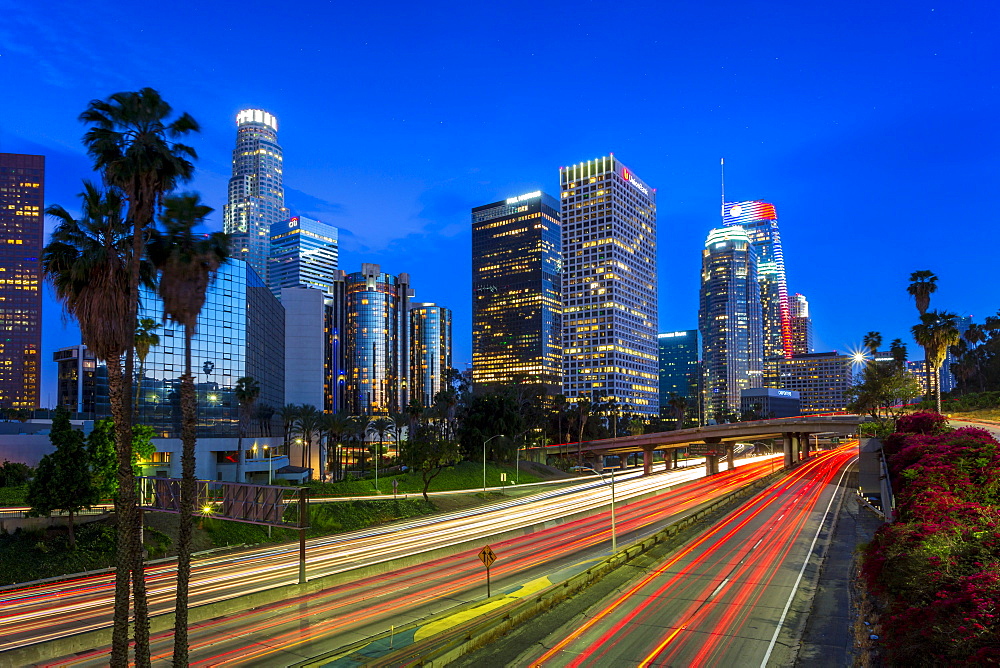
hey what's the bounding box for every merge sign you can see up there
[479,545,497,569]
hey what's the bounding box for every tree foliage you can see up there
[401,424,460,501]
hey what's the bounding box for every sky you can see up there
[0,0,997,406]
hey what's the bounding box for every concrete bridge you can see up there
[526,415,863,476]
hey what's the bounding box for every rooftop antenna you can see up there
[720,158,726,223]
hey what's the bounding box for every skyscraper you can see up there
[789,293,814,356]
[344,264,411,415]
[0,153,43,410]
[722,200,791,361]
[699,226,764,421]
[268,215,339,298]
[471,191,562,391]
[410,303,452,408]
[223,109,288,284]
[560,156,658,416]
[657,330,700,408]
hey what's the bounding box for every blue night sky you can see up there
[0,0,996,406]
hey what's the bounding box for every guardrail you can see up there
[0,505,113,520]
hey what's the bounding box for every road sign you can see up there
[478,545,496,569]
[687,444,722,457]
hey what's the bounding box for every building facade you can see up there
[268,216,339,298]
[0,153,43,410]
[471,191,562,391]
[789,293,814,356]
[771,352,853,414]
[657,330,700,408]
[740,387,801,419]
[560,156,658,415]
[223,109,288,284]
[723,201,792,361]
[344,264,411,415]
[410,303,453,408]
[53,345,98,416]
[280,287,330,410]
[699,226,764,422]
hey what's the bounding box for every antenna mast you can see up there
[720,158,726,222]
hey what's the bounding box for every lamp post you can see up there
[597,468,617,552]
[264,444,272,485]
[484,434,505,493]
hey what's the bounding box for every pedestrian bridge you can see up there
[526,415,863,476]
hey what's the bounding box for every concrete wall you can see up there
[281,287,327,409]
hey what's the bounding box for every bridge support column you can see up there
[800,433,810,460]
[664,451,673,470]
[726,444,735,470]
[643,447,653,476]
[783,433,797,469]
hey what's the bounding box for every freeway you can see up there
[521,443,857,668]
[0,457,775,664]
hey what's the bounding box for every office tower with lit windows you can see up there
[410,303,452,408]
[54,345,98,415]
[223,109,288,284]
[657,330,700,408]
[789,293,814,356]
[722,201,791,362]
[344,264,412,415]
[471,191,562,391]
[560,156,658,416]
[268,216,339,298]
[773,352,853,413]
[0,153,43,410]
[699,226,764,421]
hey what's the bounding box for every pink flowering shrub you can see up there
[861,419,1000,665]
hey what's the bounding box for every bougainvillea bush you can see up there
[862,412,1000,665]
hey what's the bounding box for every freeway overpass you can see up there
[526,415,864,476]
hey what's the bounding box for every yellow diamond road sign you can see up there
[478,545,496,569]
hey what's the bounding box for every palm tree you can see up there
[667,393,688,429]
[277,403,299,452]
[42,183,149,665]
[134,318,161,419]
[145,192,228,666]
[234,376,261,483]
[963,323,987,392]
[574,397,592,467]
[862,331,882,360]
[912,311,961,413]
[81,89,199,667]
[907,270,938,316]
[293,404,322,473]
[347,415,369,475]
[391,412,409,452]
[367,416,394,491]
[321,412,352,481]
[889,338,908,369]
[552,394,568,444]
[255,403,276,438]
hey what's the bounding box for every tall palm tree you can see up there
[912,311,961,413]
[294,405,322,473]
[367,416,394,491]
[42,183,151,665]
[907,270,938,316]
[134,318,161,418]
[145,193,228,666]
[321,412,352,481]
[234,376,261,483]
[552,394,568,444]
[391,412,409,453]
[667,393,688,430]
[963,323,987,392]
[277,403,299,452]
[889,338,908,369]
[81,89,199,667]
[347,415,369,475]
[862,331,882,363]
[574,397,592,467]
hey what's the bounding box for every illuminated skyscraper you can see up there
[699,226,763,421]
[0,153,43,409]
[268,216,339,298]
[657,330,700,409]
[410,303,452,408]
[344,264,411,415]
[722,200,791,361]
[471,191,562,391]
[789,293,814,356]
[223,109,288,284]
[560,156,658,416]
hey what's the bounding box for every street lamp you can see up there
[596,468,617,552]
[264,444,272,485]
[484,434,505,493]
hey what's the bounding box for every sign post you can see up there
[478,544,497,597]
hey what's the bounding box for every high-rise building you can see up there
[410,303,452,408]
[223,109,288,284]
[657,330,700,408]
[471,191,562,391]
[699,226,764,421]
[268,216,339,298]
[560,156,658,415]
[771,352,853,414]
[53,345,98,415]
[344,264,411,415]
[789,293,814,356]
[0,153,43,410]
[722,201,791,361]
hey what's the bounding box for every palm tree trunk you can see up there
[173,328,197,665]
[107,355,135,668]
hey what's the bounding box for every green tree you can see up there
[846,361,922,426]
[402,424,460,501]
[912,311,961,413]
[145,192,228,666]
[366,416,394,491]
[26,407,99,548]
[863,331,883,359]
[320,411,352,481]
[294,404,322,472]
[234,376,261,483]
[134,318,161,419]
[0,460,31,487]
[666,393,688,430]
[906,270,938,316]
[889,338,908,368]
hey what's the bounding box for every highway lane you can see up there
[33,458,778,667]
[523,444,857,668]
[0,457,770,661]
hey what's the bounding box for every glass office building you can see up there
[98,260,285,438]
[344,264,411,415]
[410,303,452,408]
[0,153,43,409]
[699,226,763,422]
[789,293,814,356]
[268,216,340,298]
[53,345,98,416]
[471,191,562,392]
[560,156,658,416]
[657,330,700,407]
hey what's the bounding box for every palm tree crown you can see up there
[907,270,938,316]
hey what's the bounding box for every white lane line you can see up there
[759,456,856,667]
[709,578,730,599]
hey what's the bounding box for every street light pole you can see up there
[484,434,504,493]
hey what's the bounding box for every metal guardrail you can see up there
[0,505,113,520]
